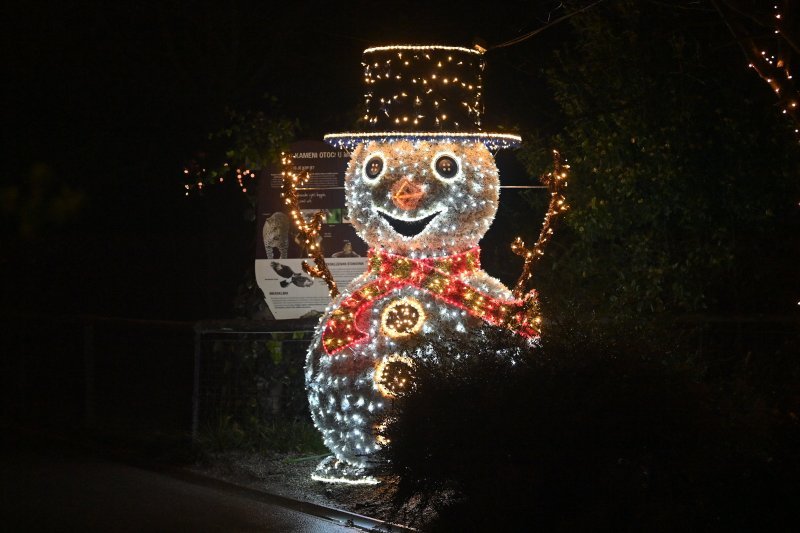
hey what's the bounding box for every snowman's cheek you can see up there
[369,188,396,212]
[348,185,379,210]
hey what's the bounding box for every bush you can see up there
[380,329,799,531]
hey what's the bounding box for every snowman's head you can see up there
[345,140,499,256]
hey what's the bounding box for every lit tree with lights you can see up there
[711,1,800,136]
[516,0,800,335]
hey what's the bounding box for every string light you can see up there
[714,2,800,140]
[512,149,570,298]
[374,353,416,398]
[341,139,502,257]
[324,132,521,151]
[304,44,555,484]
[363,44,483,54]
[182,163,256,195]
[380,297,426,338]
[280,152,339,298]
[322,247,540,355]
[713,2,800,306]
[324,45,521,150]
[391,177,425,211]
[305,139,547,483]
[311,457,378,485]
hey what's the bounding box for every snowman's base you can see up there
[310,456,379,485]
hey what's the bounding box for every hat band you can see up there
[323,131,521,151]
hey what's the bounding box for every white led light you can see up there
[363,44,482,55]
[323,132,522,151]
[304,44,541,485]
[430,150,464,182]
[361,150,387,184]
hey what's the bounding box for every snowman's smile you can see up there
[378,210,440,238]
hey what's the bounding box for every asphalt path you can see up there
[1,442,354,532]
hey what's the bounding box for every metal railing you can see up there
[191,318,319,440]
[2,313,795,443]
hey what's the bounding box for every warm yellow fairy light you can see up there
[719,2,800,141]
[280,152,339,298]
[374,353,415,398]
[512,149,570,298]
[380,297,426,338]
[374,421,390,446]
[357,44,496,139]
[363,44,482,55]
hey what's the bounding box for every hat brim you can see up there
[323,131,521,151]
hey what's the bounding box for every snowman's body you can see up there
[305,140,537,482]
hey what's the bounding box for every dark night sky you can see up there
[6,0,557,168]
[6,1,563,175]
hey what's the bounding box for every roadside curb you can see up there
[144,463,417,532]
[4,427,416,531]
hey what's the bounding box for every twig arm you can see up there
[511,149,569,299]
[281,153,340,299]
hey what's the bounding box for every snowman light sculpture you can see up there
[302,45,551,484]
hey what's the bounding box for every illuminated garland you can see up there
[361,45,485,133]
[303,44,559,484]
[182,164,256,195]
[311,457,378,485]
[380,297,426,339]
[322,248,540,355]
[374,353,416,398]
[712,1,800,138]
[344,140,502,256]
[324,132,521,151]
[363,44,482,54]
[512,149,569,298]
[304,137,555,483]
[280,153,339,298]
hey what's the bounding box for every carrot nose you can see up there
[391,177,425,211]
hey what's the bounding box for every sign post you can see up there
[255,140,368,319]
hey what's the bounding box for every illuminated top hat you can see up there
[324,45,521,150]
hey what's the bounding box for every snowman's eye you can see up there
[434,155,459,179]
[363,156,384,181]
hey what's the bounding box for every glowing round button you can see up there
[380,297,425,338]
[374,353,415,398]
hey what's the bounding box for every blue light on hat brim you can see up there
[323,131,522,151]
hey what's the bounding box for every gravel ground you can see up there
[188,451,443,530]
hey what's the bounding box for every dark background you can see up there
[3,0,567,320]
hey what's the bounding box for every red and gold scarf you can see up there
[322,247,540,355]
